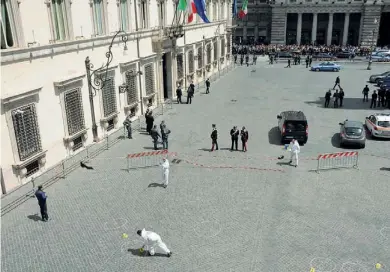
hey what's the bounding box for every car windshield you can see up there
[285,121,306,131]
[345,127,362,135]
[380,71,390,76]
[377,121,390,127]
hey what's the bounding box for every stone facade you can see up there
[0,0,233,194]
[235,0,389,45]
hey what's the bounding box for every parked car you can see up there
[365,113,390,139]
[372,54,390,62]
[312,53,337,61]
[369,71,390,83]
[277,111,308,144]
[311,62,341,72]
[338,120,366,148]
[336,52,354,59]
[377,76,390,86]
[276,52,293,59]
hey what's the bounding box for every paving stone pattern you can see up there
[2,62,390,272]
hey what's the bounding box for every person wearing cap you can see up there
[240,126,249,152]
[161,158,170,188]
[35,185,49,221]
[230,126,239,151]
[289,139,300,167]
[137,229,172,257]
[210,124,218,151]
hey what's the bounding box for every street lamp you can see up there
[85,30,128,142]
[367,18,379,70]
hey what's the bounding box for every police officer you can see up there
[123,114,133,139]
[176,85,182,104]
[230,126,239,151]
[333,76,340,90]
[35,185,49,221]
[145,110,154,134]
[187,82,194,104]
[339,88,345,107]
[378,88,385,107]
[333,90,339,108]
[362,85,369,102]
[240,126,249,152]
[324,89,331,108]
[386,90,390,109]
[211,124,218,151]
[234,54,237,64]
[150,125,160,150]
[205,78,210,94]
[160,121,171,150]
[370,90,378,108]
[245,55,249,66]
[253,55,257,65]
[287,58,291,68]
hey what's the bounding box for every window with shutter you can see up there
[102,77,117,117]
[188,51,194,73]
[213,41,218,60]
[92,0,106,35]
[177,54,184,79]
[227,35,231,54]
[197,47,203,68]
[11,104,42,161]
[221,39,225,56]
[64,88,85,136]
[144,64,155,96]
[207,44,212,64]
[1,0,21,49]
[119,0,130,31]
[126,71,138,105]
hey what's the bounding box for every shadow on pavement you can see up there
[27,214,41,222]
[143,146,156,150]
[127,248,167,257]
[268,127,281,146]
[148,183,165,188]
[198,148,211,152]
[331,133,341,148]
[305,97,389,110]
[276,161,291,166]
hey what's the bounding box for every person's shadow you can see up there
[27,214,41,222]
[148,183,165,188]
[127,248,167,257]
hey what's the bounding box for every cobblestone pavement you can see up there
[2,62,390,272]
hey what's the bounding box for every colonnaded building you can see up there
[234,0,390,46]
[0,0,233,193]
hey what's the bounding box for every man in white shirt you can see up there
[289,138,300,167]
[137,229,172,257]
[161,158,170,188]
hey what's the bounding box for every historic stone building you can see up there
[234,0,390,46]
[0,0,234,193]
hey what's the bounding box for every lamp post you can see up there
[367,18,379,70]
[85,30,128,142]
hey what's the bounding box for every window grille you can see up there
[107,118,115,131]
[26,161,40,177]
[50,0,68,41]
[213,41,218,60]
[1,0,15,49]
[72,136,83,151]
[12,104,42,161]
[64,88,85,136]
[126,71,138,105]
[207,44,212,64]
[221,39,225,56]
[119,0,129,31]
[144,64,155,96]
[102,77,117,117]
[93,0,105,35]
[188,51,194,73]
[177,54,184,79]
[197,47,203,68]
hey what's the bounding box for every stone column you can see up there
[311,13,318,44]
[296,13,302,45]
[243,26,248,42]
[342,13,350,46]
[326,13,333,46]
[255,26,259,41]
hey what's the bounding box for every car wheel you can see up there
[375,78,380,84]
[360,144,365,148]
[315,68,320,72]
[333,68,338,72]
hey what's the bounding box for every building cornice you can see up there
[283,4,364,12]
[1,87,42,104]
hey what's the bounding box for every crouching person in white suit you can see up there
[137,229,172,257]
[161,158,170,188]
[289,138,300,167]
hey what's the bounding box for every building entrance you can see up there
[162,53,173,100]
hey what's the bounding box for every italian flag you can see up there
[178,0,197,23]
[238,0,248,19]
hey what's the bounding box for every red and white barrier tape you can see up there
[317,151,358,160]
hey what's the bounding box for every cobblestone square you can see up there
[2,61,390,272]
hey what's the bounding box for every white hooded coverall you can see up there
[290,140,300,166]
[162,159,169,186]
[140,229,170,255]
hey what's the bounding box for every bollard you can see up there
[31,177,36,195]
[61,161,65,178]
[106,135,109,150]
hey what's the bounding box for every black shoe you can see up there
[289,160,292,164]
[167,252,172,257]
[163,185,167,188]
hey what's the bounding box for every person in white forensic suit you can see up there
[137,229,172,257]
[161,158,169,188]
[289,138,300,167]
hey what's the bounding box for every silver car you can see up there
[369,71,390,83]
[338,120,366,148]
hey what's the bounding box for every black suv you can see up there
[277,111,308,144]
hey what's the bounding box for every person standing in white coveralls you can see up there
[137,229,172,257]
[161,158,169,188]
[289,138,300,167]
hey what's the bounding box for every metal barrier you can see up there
[316,151,359,172]
[127,150,177,171]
